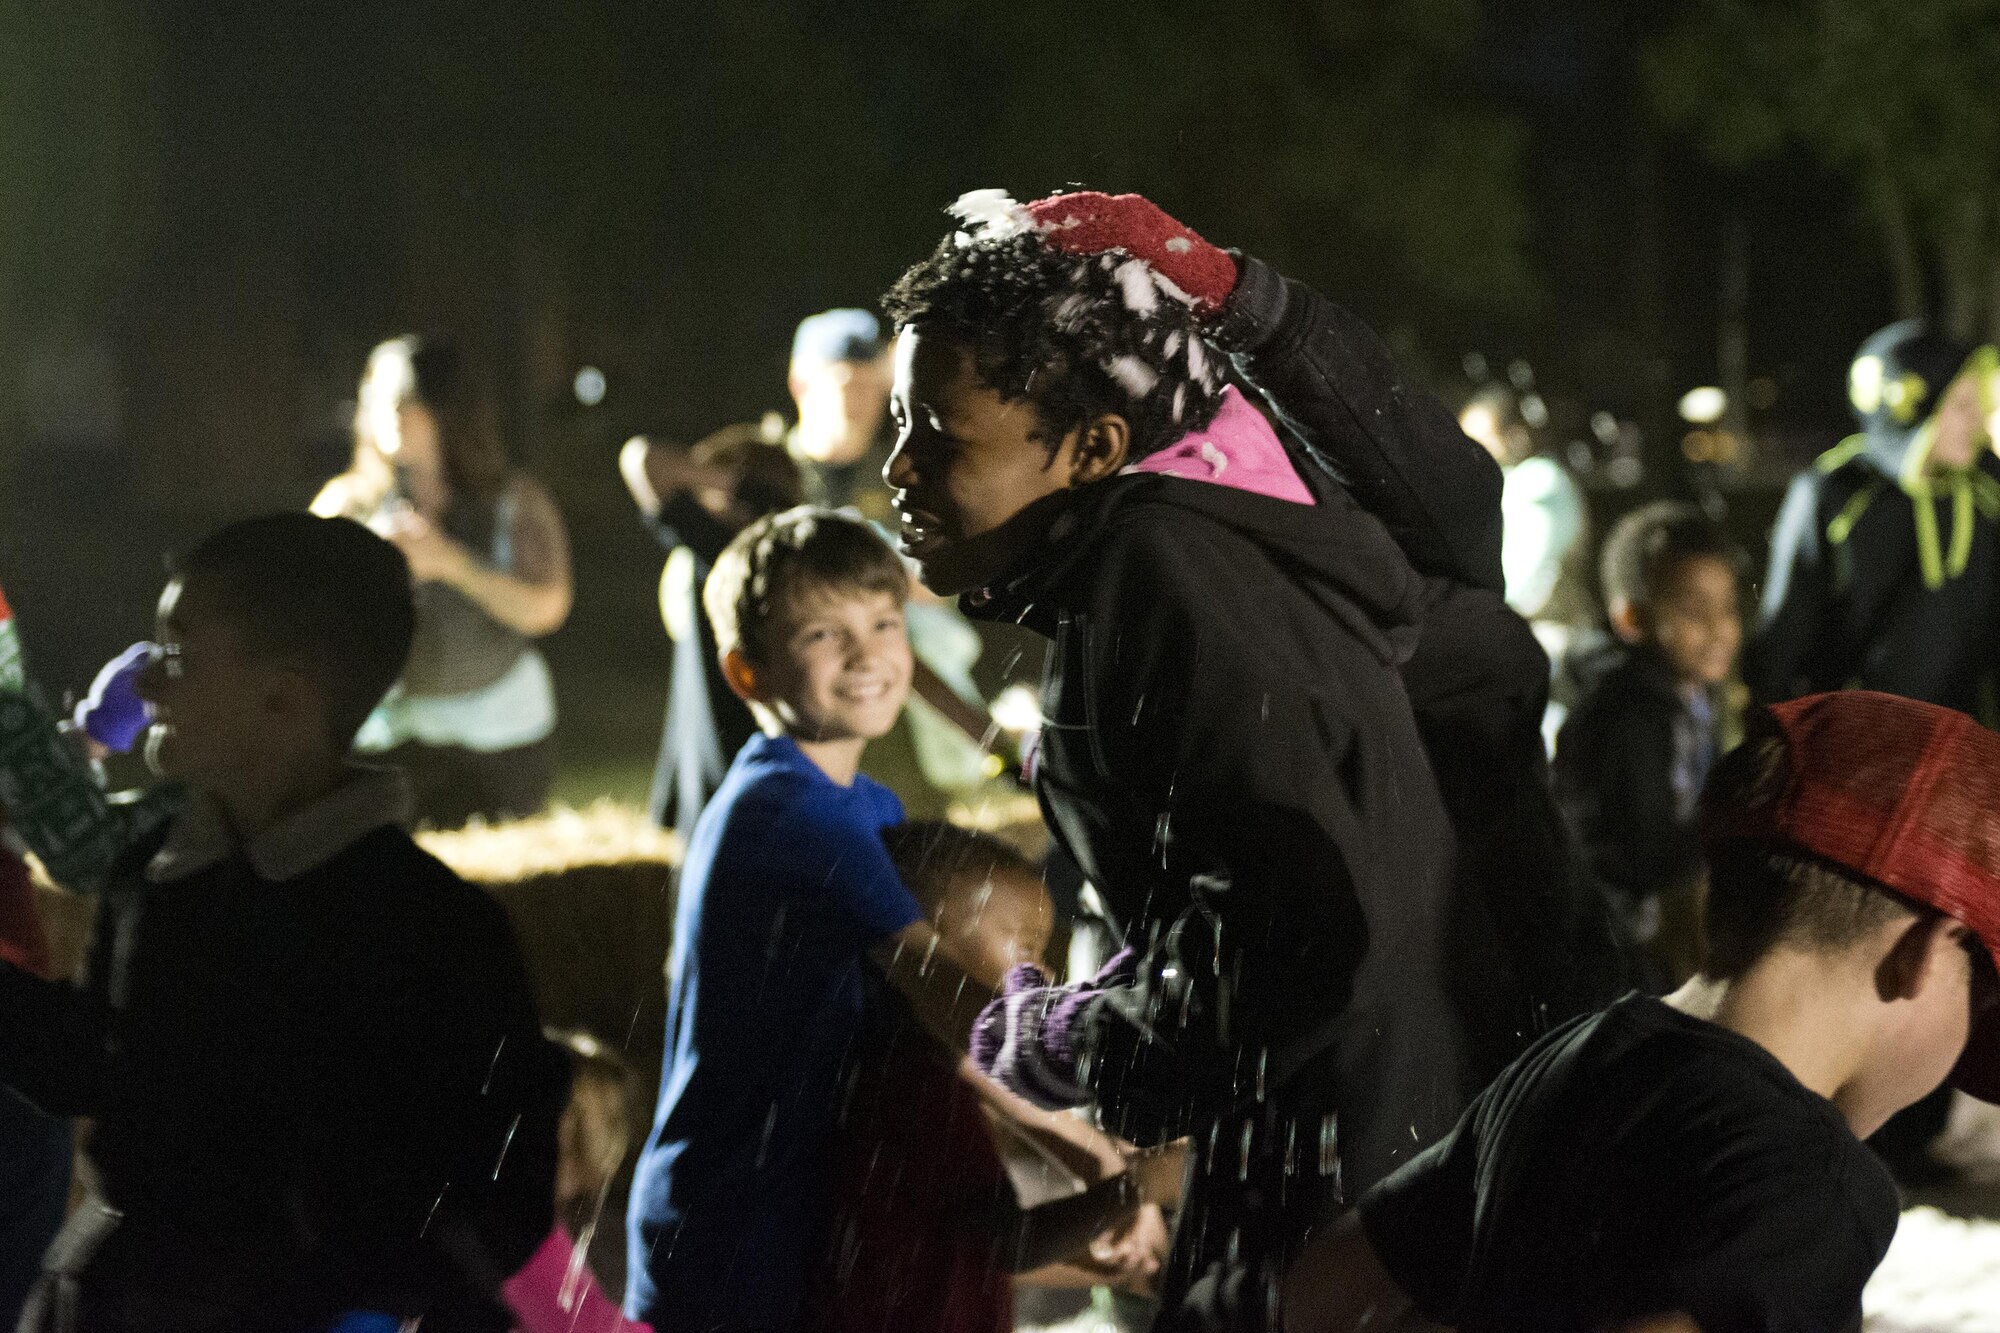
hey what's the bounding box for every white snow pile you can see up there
[1863,1206,2000,1331]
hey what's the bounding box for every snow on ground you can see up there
[1864,1207,2000,1331]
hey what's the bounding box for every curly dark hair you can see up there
[881,227,1229,460]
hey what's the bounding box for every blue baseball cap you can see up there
[791,309,886,368]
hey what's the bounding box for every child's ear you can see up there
[720,649,762,705]
[1608,598,1645,645]
[1067,413,1132,487]
[1877,914,1959,1003]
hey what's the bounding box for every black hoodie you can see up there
[1215,256,1624,1071]
[1748,321,2000,714]
[967,347,1471,1215]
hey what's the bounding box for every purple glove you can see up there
[74,641,154,754]
[970,947,1137,1111]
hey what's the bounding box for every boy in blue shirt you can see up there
[624,507,993,1333]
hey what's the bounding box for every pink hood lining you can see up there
[1122,385,1316,506]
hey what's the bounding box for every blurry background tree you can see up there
[1648,0,2000,342]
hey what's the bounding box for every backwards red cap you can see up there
[1702,691,2000,1102]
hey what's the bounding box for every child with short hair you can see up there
[623,507,992,1333]
[0,513,563,1333]
[810,821,1175,1333]
[1555,501,1743,987]
[1286,689,2000,1333]
[883,189,1607,1325]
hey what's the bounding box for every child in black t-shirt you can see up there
[1285,689,2000,1333]
[1555,502,1742,989]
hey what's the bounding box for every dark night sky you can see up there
[0,0,1911,697]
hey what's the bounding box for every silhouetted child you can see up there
[1555,502,1742,988]
[503,1030,650,1333]
[623,508,993,1333]
[1288,690,2000,1333]
[810,821,1176,1333]
[0,513,563,1333]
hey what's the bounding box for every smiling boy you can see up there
[624,506,991,1333]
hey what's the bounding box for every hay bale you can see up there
[420,802,677,1073]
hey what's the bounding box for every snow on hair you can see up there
[948,188,1034,245]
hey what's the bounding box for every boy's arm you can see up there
[1283,1212,1444,1333]
[0,863,116,1116]
[868,921,995,1055]
[1744,470,1834,705]
[0,959,112,1115]
[1211,253,1506,594]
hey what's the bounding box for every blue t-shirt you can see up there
[625,733,921,1330]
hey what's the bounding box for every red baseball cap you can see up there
[1701,691,2000,1102]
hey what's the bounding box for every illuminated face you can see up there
[134,576,288,787]
[1647,554,1741,688]
[1928,373,1987,472]
[791,355,892,466]
[755,588,913,745]
[885,326,1082,595]
[932,864,1054,988]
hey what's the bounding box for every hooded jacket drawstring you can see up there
[1818,347,2000,591]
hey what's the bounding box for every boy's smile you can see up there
[754,588,913,755]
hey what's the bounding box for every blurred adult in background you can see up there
[1747,319,2000,1185]
[624,310,1002,824]
[1749,322,2000,715]
[1459,382,1593,654]
[786,309,896,520]
[314,335,573,828]
[620,421,805,840]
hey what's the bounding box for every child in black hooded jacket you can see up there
[882,190,1614,1330]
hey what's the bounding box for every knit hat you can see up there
[1701,691,2000,1102]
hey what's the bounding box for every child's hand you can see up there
[1089,1202,1170,1297]
[385,511,471,586]
[1025,192,1239,315]
[970,949,1139,1111]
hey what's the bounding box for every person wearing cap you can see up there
[1283,689,2000,1333]
[1747,320,2000,1179]
[620,312,1003,824]
[786,308,897,521]
[1749,322,2000,715]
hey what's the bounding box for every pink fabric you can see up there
[1124,385,1315,506]
[503,1226,652,1333]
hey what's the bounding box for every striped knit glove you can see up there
[970,947,1137,1111]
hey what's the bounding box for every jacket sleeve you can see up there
[1744,470,1837,704]
[1210,254,1506,594]
[1067,519,1383,1141]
